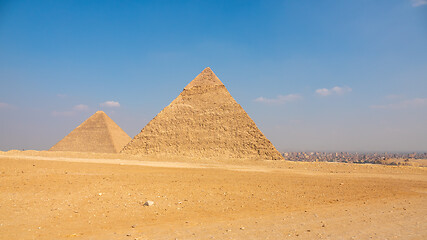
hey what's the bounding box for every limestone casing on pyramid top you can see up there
[183,67,225,90]
[122,67,284,160]
[50,111,131,153]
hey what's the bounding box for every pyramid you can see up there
[50,111,131,153]
[122,67,283,160]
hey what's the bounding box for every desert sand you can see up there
[0,150,426,240]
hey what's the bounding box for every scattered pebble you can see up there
[144,201,154,206]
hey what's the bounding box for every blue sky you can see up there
[1,0,426,152]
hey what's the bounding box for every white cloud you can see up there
[52,104,89,117]
[254,94,302,104]
[73,104,89,111]
[315,88,331,96]
[370,98,427,109]
[57,94,67,98]
[315,86,352,97]
[100,101,120,107]
[0,102,12,109]
[411,0,427,7]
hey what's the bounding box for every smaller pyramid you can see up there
[50,111,131,153]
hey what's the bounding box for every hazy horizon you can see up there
[1,0,426,152]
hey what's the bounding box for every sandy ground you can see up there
[0,151,426,239]
[384,158,427,167]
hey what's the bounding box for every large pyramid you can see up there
[50,111,131,153]
[122,67,283,160]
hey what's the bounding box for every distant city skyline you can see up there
[1,0,426,152]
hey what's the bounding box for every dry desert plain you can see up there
[0,150,426,240]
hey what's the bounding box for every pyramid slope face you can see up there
[122,68,283,160]
[50,111,131,153]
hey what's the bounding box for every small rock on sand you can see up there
[144,201,154,206]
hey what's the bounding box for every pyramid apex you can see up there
[95,110,106,114]
[184,67,224,90]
